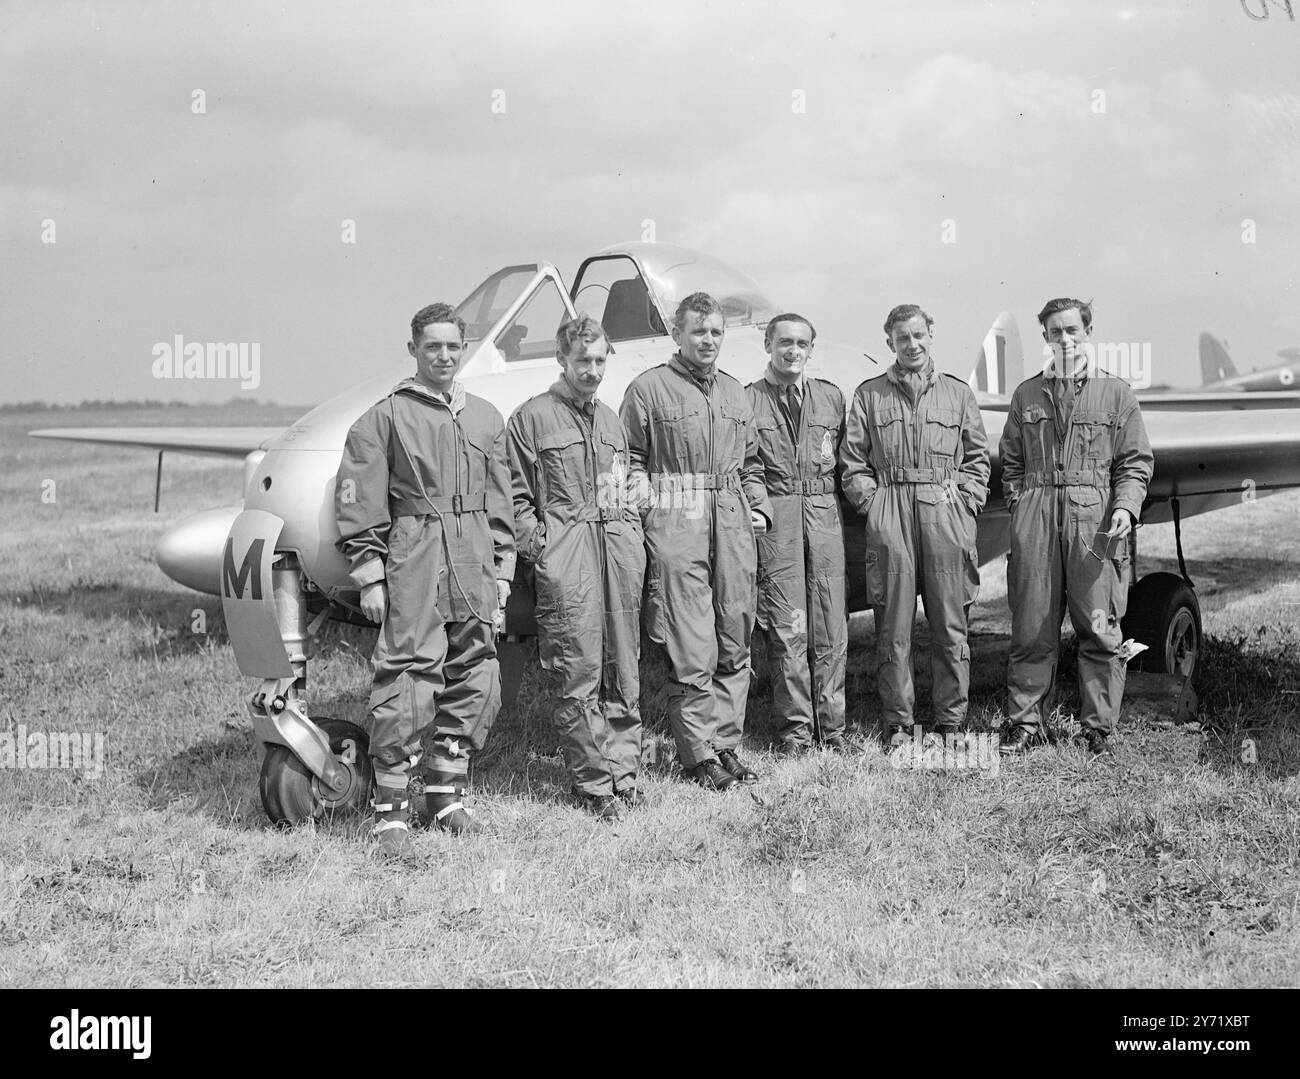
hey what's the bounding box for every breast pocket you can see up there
[538,427,586,499]
[650,403,701,469]
[1073,410,1117,467]
[718,400,749,465]
[1019,406,1054,470]
[595,429,629,511]
[806,420,839,477]
[873,406,906,465]
[925,406,962,462]
[754,416,787,479]
[463,428,494,488]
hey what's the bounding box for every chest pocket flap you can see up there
[539,429,584,452]
[651,403,694,423]
[463,428,495,457]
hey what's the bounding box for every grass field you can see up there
[2,405,1298,987]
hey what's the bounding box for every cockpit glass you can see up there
[640,250,779,329]
[455,265,538,342]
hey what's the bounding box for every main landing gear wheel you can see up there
[1122,572,1202,677]
[259,718,373,827]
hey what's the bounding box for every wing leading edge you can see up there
[28,426,284,457]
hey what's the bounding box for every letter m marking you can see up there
[223,537,264,600]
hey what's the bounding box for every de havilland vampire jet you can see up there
[1200,332,1300,393]
[32,242,1300,824]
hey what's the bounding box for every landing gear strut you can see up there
[1122,497,1203,677]
[250,555,373,826]
[259,717,373,824]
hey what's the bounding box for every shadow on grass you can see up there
[1197,632,1300,779]
[129,578,1300,825]
[1137,556,1300,609]
[133,686,373,831]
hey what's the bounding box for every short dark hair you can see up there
[1037,297,1093,332]
[411,302,465,343]
[556,314,610,360]
[672,292,725,331]
[764,313,817,349]
[883,304,934,337]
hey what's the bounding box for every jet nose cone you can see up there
[155,505,242,595]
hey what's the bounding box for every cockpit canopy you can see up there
[575,243,779,341]
[453,243,780,367]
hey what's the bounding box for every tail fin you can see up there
[969,311,1024,398]
[1199,332,1237,384]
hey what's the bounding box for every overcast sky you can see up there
[2,0,1297,404]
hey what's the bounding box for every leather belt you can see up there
[391,492,488,516]
[648,471,741,491]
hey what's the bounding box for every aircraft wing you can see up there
[982,407,1300,517]
[1138,407,1300,524]
[28,426,284,457]
[971,404,1300,565]
[1135,391,1300,410]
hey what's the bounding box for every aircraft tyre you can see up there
[259,718,374,826]
[1122,572,1202,678]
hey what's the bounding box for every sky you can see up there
[2,0,1298,405]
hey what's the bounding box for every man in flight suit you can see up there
[747,313,849,755]
[335,302,516,853]
[840,305,989,746]
[999,298,1153,756]
[620,292,773,790]
[506,315,647,820]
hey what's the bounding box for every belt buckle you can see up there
[451,494,464,514]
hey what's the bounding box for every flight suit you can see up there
[506,378,647,797]
[746,373,848,747]
[1000,370,1153,735]
[620,354,773,769]
[335,378,516,795]
[840,363,990,733]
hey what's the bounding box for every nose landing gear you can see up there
[259,717,373,825]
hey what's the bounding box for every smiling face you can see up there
[766,319,814,383]
[408,321,465,393]
[887,315,932,372]
[559,335,609,401]
[1041,307,1092,374]
[673,309,726,370]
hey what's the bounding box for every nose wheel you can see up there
[259,717,373,826]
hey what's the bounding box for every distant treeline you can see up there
[0,398,298,412]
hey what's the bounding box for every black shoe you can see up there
[886,726,914,749]
[685,759,738,791]
[573,790,622,820]
[819,733,850,752]
[616,787,649,809]
[420,772,484,835]
[774,740,812,758]
[998,727,1042,755]
[1084,730,1113,756]
[717,749,759,784]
